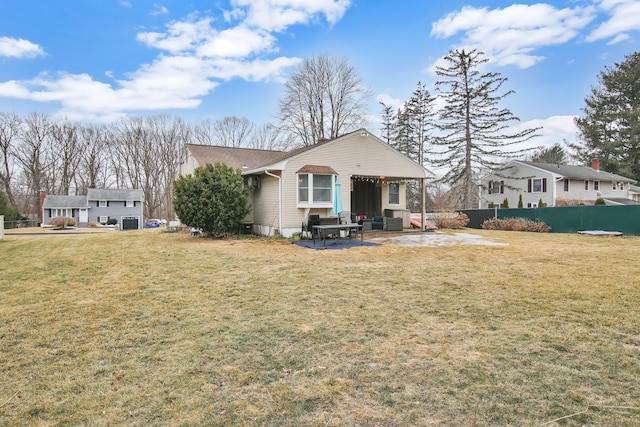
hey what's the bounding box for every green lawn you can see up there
[1,229,639,426]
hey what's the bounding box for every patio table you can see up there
[312,224,364,246]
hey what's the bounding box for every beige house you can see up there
[178,128,435,236]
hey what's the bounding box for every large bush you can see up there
[173,163,251,237]
[49,216,77,229]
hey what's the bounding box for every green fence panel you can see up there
[497,205,640,235]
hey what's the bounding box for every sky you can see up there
[0,0,639,152]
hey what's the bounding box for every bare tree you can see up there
[212,116,255,147]
[108,115,186,220]
[149,115,188,220]
[249,123,294,151]
[0,112,21,206]
[49,120,88,195]
[77,124,111,194]
[278,53,371,146]
[14,112,53,218]
[192,118,216,146]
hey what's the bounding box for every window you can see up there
[125,200,135,208]
[527,178,546,193]
[51,208,72,217]
[488,180,503,194]
[99,216,109,224]
[584,180,589,191]
[532,178,542,193]
[563,179,569,192]
[594,180,600,191]
[618,182,624,191]
[389,183,400,205]
[297,173,333,205]
[98,200,107,207]
[298,174,309,202]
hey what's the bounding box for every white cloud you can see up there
[513,115,578,150]
[587,0,640,43]
[150,4,169,16]
[0,36,46,59]
[430,4,595,69]
[0,1,352,120]
[375,93,402,111]
[229,0,351,32]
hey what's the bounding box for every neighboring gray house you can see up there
[42,188,144,229]
[481,159,637,208]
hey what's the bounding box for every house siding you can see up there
[251,173,281,235]
[278,133,426,235]
[482,162,635,208]
[90,199,143,227]
[483,164,556,208]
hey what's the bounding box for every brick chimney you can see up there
[591,158,600,171]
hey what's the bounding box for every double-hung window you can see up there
[389,183,400,205]
[532,179,542,193]
[98,200,107,207]
[297,173,333,206]
[125,200,135,208]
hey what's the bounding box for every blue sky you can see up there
[0,0,639,150]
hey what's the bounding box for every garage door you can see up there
[122,217,139,230]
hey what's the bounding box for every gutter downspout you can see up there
[264,170,282,235]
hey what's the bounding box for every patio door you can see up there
[350,179,381,218]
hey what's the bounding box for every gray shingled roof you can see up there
[42,195,88,209]
[520,161,636,183]
[87,188,144,201]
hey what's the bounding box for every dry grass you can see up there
[1,229,639,426]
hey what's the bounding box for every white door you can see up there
[79,208,88,223]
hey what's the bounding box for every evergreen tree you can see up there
[571,52,640,181]
[518,194,523,208]
[394,106,417,160]
[432,49,540,209]
[530,142,568,164]
[379,102,396,146]
[406,82,436,166]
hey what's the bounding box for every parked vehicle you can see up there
[145,219,161,228]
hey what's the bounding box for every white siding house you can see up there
[481,159,637,208]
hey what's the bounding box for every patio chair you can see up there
[301,214,321,239]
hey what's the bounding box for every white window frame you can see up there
[52,208,72,217]
[297,173,334,208]
[98,200,107,207]
[125,200,135,208]
[99,215,109,224]
[594,180,600,191]
[388,183,400,205]
[618,182,624,191]
[532,178,543,193]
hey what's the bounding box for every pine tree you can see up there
[406,82,436,166]
[432,49,540,209]
[571,52,640,181]
[379,102,396,146]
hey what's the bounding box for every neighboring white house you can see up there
[178,128,436,236]
[481,159,637,208]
